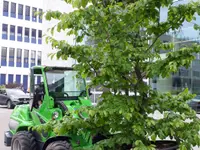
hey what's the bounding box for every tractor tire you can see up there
[7,100,14,109]
[11,131,37,150]
[46,141,72,150]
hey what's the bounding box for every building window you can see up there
[1,47,7,66]
[16,48,22,67]
[3,1,9,17]
[31,29,36,44]
[38,30,42,44]
[17,26,23,42]
[24,28,29,43]
[23,75,28,93]
[25,6,30,21]
[32,7,37,22]
[2,24,8,39]
[8,74,13,84]
[18,4,23,19]
[10,2,16,18]
[39,9,43,23]
[9,48,15,67]
[37,51,41,65]
[24,49,29,68]
[10,25,15,41]
[31,50,36,67]
[0,74,6,85]
[16,75,21,84]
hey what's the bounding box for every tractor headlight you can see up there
[52,111,59,120]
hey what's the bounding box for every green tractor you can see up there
[4,66,94,150]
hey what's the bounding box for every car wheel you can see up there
[7,100,14,109]
[11,131,37,150]
[46,141,72,150]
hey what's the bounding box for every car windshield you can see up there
[46,69,86,99]
[6,89,25,96]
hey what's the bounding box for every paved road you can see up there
[0,106,12,150]
[0,107,199,150]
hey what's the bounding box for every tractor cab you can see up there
[29,66,92,119]
[4,65,93,150]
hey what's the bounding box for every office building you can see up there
[150,0,200,96]
[0,0,75,92]
[0,0,43,92]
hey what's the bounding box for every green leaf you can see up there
[151,133,156,142]
[81,0,88,8]
[179,143,187,150]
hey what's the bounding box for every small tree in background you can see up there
[0,85,6,90]
[42,0,200,149]
[5,83,23,89]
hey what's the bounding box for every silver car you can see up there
[0,88,30,109]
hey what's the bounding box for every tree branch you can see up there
[146,26,172,53]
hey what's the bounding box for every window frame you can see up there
[31,50,36,67]
[18,4,23,19]
[9,48,15,67]
[37,51,42,65]
[16,48,22,67]
[10,25,15,41]
[39,9,43,23]
[24,28,30,42]
[1,47,7,66]
[38,30,42,44]
[25,6,30,20]
[0,74,6,85]
[2,24,8,40]
[31,29,36,44]
[17,26,23,42]
[24,49,29,68]
[3,1,9,16]
[10,2,16,18]
[32,7,37,22]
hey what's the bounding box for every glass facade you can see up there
[150,0,200,96]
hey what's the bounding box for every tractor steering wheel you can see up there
[64,92,69,97]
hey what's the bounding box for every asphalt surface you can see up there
[0,107,199,150]
[0,106,12,150]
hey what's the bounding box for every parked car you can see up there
[0,88,30,109]
[187,95,200,113]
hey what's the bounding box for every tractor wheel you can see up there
[46,141,72,150]
[11,131,37,150]
[7,100,14,109]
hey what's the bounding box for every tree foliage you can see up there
[43,0,200,149]
[5,83,23,89]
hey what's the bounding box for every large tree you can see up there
[43,0,200,149]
